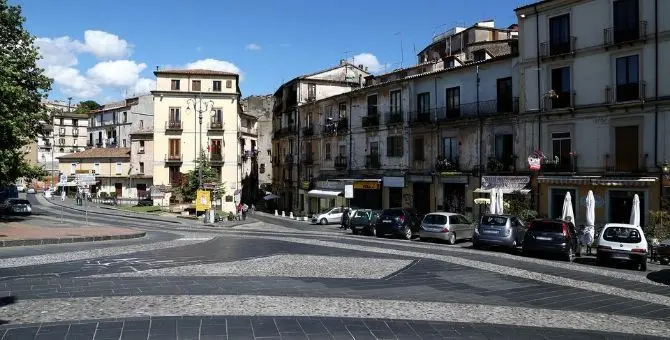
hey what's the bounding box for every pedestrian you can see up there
[340,206,349,230]
[236,203,243,221]
[250,204,256,215]
[242,203,248,220]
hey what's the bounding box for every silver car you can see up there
[419,212,473,244]
[472,214,525,250]
[311,207,344,225]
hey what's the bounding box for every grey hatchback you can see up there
[472,214,526,250]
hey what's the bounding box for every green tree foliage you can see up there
[504,190,538,222]
[73,100,100,114]
[646,210,670,241]
[0,0,52,187]
[177,151,226,203]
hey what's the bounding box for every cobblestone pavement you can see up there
[0,199,668,339]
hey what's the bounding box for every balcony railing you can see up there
[302,124,314,137]
[544,92,575,110]
[409,111,434,125]
[273,125,297,138]
[165,154,183,163]
[604,21,647,46]
[435,157,459,172]
[335,155,347,170]
[95,139,103,147]
[541,156,575,173]
[165,121,182,131]
[605,82,646,104]
[209,121,224,131]
[210,153,224,164]
[365,154,381,169]
[487,155,517,173]
[605,153,648,173]
[86,140,93,147]
[436,98,519,121]
[362,115,380,129]
[540,36,577,58]
[385,111,403,126]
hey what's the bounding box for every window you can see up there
[613,0,640,43]
[112,112,117,123]
[138,140,145,153]
[94,163,100,174]
[138,162,145,174]
[367,95,378,116]
[495,134,514,162]
[370,141,379,156]
[211,139,222,158]
[213,80,222,92]
[171,79,180,90]
[603,226,642,243]
[59,138,65,145]
[73,138,77,146]
[496,77,514,112]
[325,143,331,160]
[70,163,76,175]
[169,166,181,185]
[123,112,127,123]
[115,162,122,175]
[616,55,640,101]
[473,50,486,61]
[417,92,430,114]
[226,80,232,88]
[72,119,78,127]
[386,136,403,157]
[414,137,424,161]
[390,90,401,114]
[551,132,571,168]
[247,119,252,128]
[324,105,333,119]
[169,107,181,122]
[338,145,346,157]
[139,120,143,129]
[551,67,571,108]
[446,87,460,117]
[192,80,201,91]
[168,139,180,159]
[307,83,316,100]
[442,137,458,161]
[212,108,223,123]
[89,133,93,145]
[59,127,66,135]
[549,14,571,55]
[122,139,127,147]
[59,118,64,125]
[338,102,347,118]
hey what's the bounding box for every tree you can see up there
[504,190,538,222]
[177,151,226,203]
[0,0,52,187]
[73,100,100,114]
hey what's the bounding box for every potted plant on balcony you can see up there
[487,157,504,172]
[436,157,458,173]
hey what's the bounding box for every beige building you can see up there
[56,148,152,198]
[38,100,89,176]
[130,128,154,199]
[241,95,274,189]
[151,68,246,211]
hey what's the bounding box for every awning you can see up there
[474,188,530,194]
[538,176,657,187]
[263,194,280,200]
[307,189,342,198]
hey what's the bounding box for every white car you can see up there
[596,223,648,271]
[15,185,25,192]
[312,207,344,225]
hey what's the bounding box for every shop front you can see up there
[438,174,469,214]
[407,174,433,212]
[383,176,405,209]
[306,180,346,214]
[351,179,382,209]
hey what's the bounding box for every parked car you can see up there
[350,209,381,235]
[522,219,581,261]
[419,212,473,244]
[596,223,648,271]
[15,184,25,193]
[26,188,36,194]
[472,214,526,250]
[375,208,422,239]
[312,207,344,225]
[0,198,32,216]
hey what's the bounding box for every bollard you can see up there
[275,209,278,216]
[289,212,294,219]
[282,211,286,217]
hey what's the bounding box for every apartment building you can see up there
[151,68,244,211]
[57,148,132,197]
[87,94,153,149]
[38,102,89,176]
[516,0,670,225]
[271,61,370,211]
[241,95,275,189]
[239,110,259,204]
[129,128,153,199]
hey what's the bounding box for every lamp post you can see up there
[187,93,214,188]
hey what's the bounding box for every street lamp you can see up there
[662,161,669,176]
[186,93,215,188]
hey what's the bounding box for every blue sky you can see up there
[15,0,521,104]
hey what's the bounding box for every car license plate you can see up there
[536,236,551,241]
[612,254,630,260]
[383,220,392,223]
[483,229,497,234]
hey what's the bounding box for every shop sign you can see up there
[196,190,211,211]
[344,185,354,198]
[383,176,405,188]
[316,181,343,190]
[353,181,380,190]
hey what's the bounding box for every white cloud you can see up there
[34,36,84,69]
[245,43,261,51]
[186,58,243,80]
[43,66,101,98]
[128,78,156,95]
[83,30,131,59]
[87,60,147,87]
[352,53,389,73]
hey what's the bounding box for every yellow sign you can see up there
[196,190,211,211]
[353,181,380,190]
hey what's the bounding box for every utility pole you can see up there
[187,92,214,189]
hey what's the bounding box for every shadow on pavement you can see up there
[647,269,670,285]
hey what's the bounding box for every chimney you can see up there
[358,74,363,88]
[340,59,346,65]
[358,64,364,70]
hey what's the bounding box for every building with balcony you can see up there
[271,60,370,211]
[38,101,89,178]
[56,148,132,198]
[129,128,154,199]
[241,95,275,190]
[515,0,670,225]
[87,94,153,150]
[151,68,245,211]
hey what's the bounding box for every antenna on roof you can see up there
[394,32,404,68]
[155,66,159,71]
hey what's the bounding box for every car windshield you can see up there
[423,214,447,225]
[481,216,508,226]
[8,199,30,205]
[603,227,642,243]
[354,211,369,218]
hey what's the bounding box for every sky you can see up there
[15,0,523,104]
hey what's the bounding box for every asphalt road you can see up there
[0,197,668,339]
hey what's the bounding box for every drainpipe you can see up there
[655,0,661,208]
[349,94,353,177]
[535,5,542,213]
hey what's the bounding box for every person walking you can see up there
[340,207,349,230]
[242,203,248,220]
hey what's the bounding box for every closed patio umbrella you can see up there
[561,191,575,223]
[489,189,497,214]
[496,190,504,215]
[581,190,595,247]
[630,194,640,227]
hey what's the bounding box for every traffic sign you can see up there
[75,173,96,186]
[59,175,68,185]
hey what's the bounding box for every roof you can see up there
[273,62,369,96]
[154,69,238,76]
[514,0,558,12]
[57,148,131,160]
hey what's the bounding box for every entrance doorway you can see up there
[413,183,430,215]
[114,183,122,198]
[389,188,403,208]
[609,190,645,226]
[443,184,465,213]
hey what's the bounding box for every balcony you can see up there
[540,36,577,58]
[605,82,646,104]
[165,121,182,132]
[487,155,517,173]
[544,92,575,111]
[209,121,224,131]
[210,153,224,164]
[337,117,348,132]
[605,153,648,173]
[239,125,258,136]
[435,157,459,172]
[95,139,103,147]
[165,154,183,163]
[86,140,93,147]
[604,21,647,46]
[302,124,314,137]
[273,125,297,139]
[362,115,380,129]
[365,154,381,169]
[437,98,520,120]
[409,111,433,125]
[335,156,347,170]
[385,112,403,126]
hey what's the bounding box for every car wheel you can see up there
[351,229,358,235]
[660,258,669,266]
[596,255,605,266]
[447,233,456,245]
[403,227,412,240]
[370,226,376,237]
[472,242,480,250]
[640,260,647,272]
[320,218,327,225]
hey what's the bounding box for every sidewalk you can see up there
[0,222,145,247]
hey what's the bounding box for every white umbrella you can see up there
[561,191,575,223]
[489,189,497,214]
[496,190,504,215]
[630,194,640,227]
[582,190,595,247]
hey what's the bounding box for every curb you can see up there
[255,211,314,224]
[0,231,147,248]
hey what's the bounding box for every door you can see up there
[413,183,431,215]
[328,207,343,223]
[496,77,513,112]
[136,184,147,199]
[615,126,639,172]
[114,183,122,198]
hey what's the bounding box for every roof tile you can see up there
[57,148,131,160]
[154,69,238,76]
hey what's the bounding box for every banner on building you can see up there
[353,181,380,190]
[196,190,211,211]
